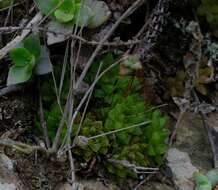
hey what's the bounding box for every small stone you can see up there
[0,154,13,171]
[166,148,198,190]
[0,183,16,190]
[0,154,24,190]
[46,21,72,45]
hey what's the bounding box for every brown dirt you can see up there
[0,90,69,190]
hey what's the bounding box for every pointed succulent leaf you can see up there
[116,132,130,145]
[74,4,93,27]
[88,140,101,153]
[147,144,156,156]
[54,1,77,23]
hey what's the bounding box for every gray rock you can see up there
[174,112,213,172]
[167,111,217,189]
[0,182,16,190]
[167,148,198,180]
[167,148,198,190]
[0,154,24,190]
[46,21,73,45]
[0,154,13,171]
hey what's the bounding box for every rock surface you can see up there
[167,148,197,190]
[174,112,213,171]
[167,111,216,189]
[0,183,16,190]
[0,154,24,190]
[167,148,198,180]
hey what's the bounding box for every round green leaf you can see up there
[194,172,212,189]
[74,4,93,27]
[34,0,59,15]
[86,1,111,28]
[54,9,74,23]
[54,0,77,23]
[9,48,34,67]
[195,184,212,190]
[206,169,218,187]
[23,34,41,59]
[7,60,35,86]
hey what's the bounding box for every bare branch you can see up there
[0,12,43,60]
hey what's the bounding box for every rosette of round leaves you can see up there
[54,0,80,23]
[34,0,111,28]
[8,48,35,86]
[81,0,111,28]
[194,172,212,190]
[7,34,52,86]
[194,169,218,190]
[206,169,218,187]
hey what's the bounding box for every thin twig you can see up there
[87,121,151,140]
[0,1,22,12]
[108,159,159,174]
[68,149,76,187]
[0,12,43,60]
[193,91,218,168]
[169,111,185,146]
[3,0,14,27]
[72,62,103,147]
[0,26,141,46]
[58,40,70,97]
[38,81,50,148]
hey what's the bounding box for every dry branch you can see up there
[0,12,43,60]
